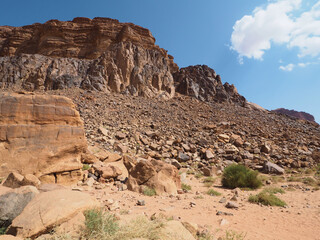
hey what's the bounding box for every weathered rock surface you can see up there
[173,65,246,106]
[7,189,99,238]
[0,186,39,229]
[161,220,196,240]
[272,108,317,123]
[0,93,87,183]
[126,158,181,195]
[0,17,177,99]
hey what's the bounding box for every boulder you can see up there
[2,173,24,189]
[263,161,285,175]
[3,173,41,189]
[0,93,87,184]
[161,220,196,240]
[126,159,181,195]
[0,186,39,229]
[7,189,99,238]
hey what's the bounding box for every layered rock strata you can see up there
[0,93,87,184]
[0,17,177,99]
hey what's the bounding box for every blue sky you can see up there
[1,0,319,122]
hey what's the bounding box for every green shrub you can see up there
[142,187,157,196]
[181,183,192,191]
[249,192,286,207]
[82,164,91,171]
[82,208,119,239]
[222,164,262,189]
[0,227,6,235]
[206,189,221,196]
[195,172,204,179]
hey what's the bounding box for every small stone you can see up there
[115,132,126,140]
[219,197,227,204]
[226,201,238,209]
[219,218,229,226]
[137,200,145,206]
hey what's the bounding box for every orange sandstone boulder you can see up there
[0,93,87,184]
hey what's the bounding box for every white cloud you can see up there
[279,61,319,71]
[231,0,320,64]
[279,63,295,71]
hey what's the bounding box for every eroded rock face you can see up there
[0,93,87,183]
[272,108,316,123]
[173,65,246,106]
[125,158,181,195]
[0,17,177,99]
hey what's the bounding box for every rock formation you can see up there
[0,93,87,184]
[173,65,247,106]
[0,17,178,99]
[272,108,316,123]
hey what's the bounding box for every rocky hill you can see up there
[0,18,248,106]
[174,65,246,106]
[272,108,316,123]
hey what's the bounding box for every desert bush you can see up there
[203,177,216,187]
[221,164,262,189]
[82,208,119,239]
[82,164,91,171]
[182,183,192,191]
[0,227,6,235]
[82,208,164,240]
[142,187,157,196]
[222,230,247,240]
[249,191,286,207]
[206,189,222,196]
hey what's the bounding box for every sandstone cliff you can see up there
[272,108,316,123]
[0,93,87,184]
[173,65,247,106]
[0,17,178,99]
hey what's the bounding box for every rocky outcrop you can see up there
[7,189,99,238]
[272,108,316,123]
[0,186,39,229]
[0,17,178,99]
[173,65,246,106]
[0,93,87,184]
[125,157,181,195]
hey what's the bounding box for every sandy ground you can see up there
[81,175,320,240]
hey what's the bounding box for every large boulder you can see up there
[263,161,285,175]
[126,158,181,195]
[0,93,87,184]
[0,186,39,229]
[7,189,99,238]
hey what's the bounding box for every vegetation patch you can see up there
[82,208,164,240]
[263,187,285,194]
[249,191,287,207]
[0,227,6,235]
[142,187,157,196]
[82,164,91,171]
[181,183,192,191]
[203,176,216,187]
[207,189,222,196]
[221,164,262,189]
[221,230,247,240]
